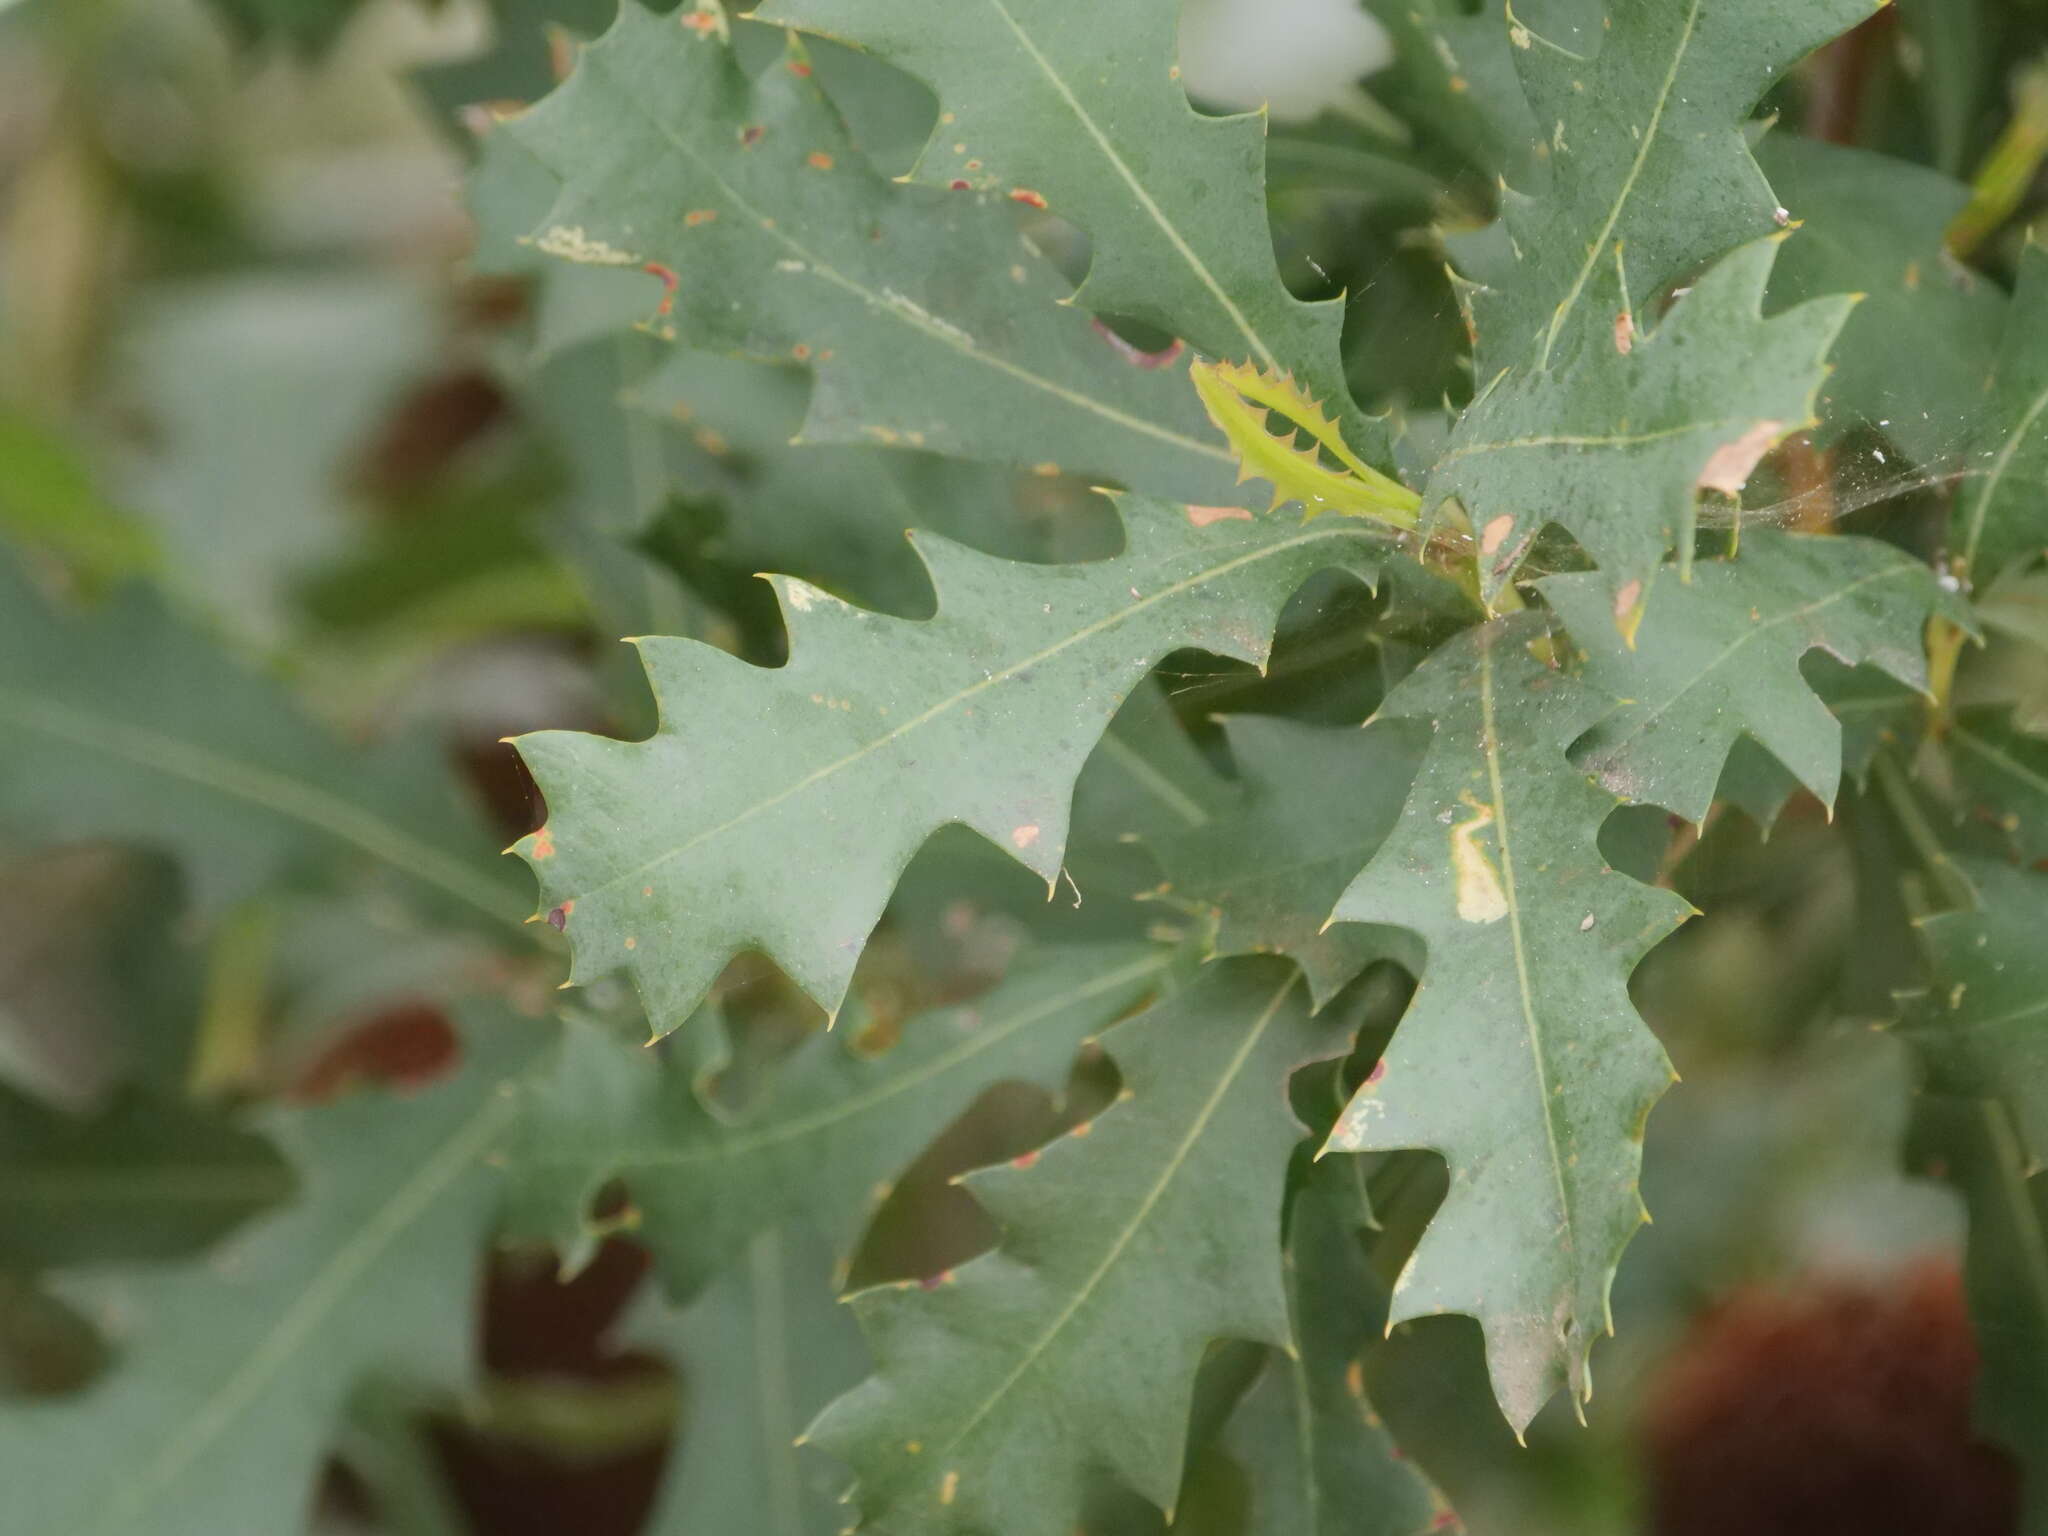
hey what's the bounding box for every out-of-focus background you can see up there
[0,1,2042,1532]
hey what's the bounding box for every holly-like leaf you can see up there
[1438,234,1854,620]
[505,3,1239,507]
[1539,529,1960,823]
[0,556,526,929]
[0,1088,294,1270]
[1464,0,1874,378]
[1323,616,1690,1432]
[1154,716,1425,1008]
[808,957,1338,1536]
[508,943,1170,1292]
[1954,240,2048,590]
[758,0,1382,463]
[1900,858,2048,1166]
[1757,135,2003,471]
[1207,1169,1456,1536]
[510,496,1379,1034]
[631,1228,869,1535]
[0,1007,545,1536]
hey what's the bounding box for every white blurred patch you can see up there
[1177,0,1392,123]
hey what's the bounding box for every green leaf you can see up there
[508,943,1170,1291]
[758,0,1382,463]
[1207,1169,1454,1536]
[1916,1098,2048,1529]
[1946,711,2048,864]
[1756,135,2004,471]
[504,3,1239,506]
[510,495,1379,1034]
[1539,529,1959,824]
[1954,239,2048,591]
[633,1228,870,1535]
[1154,716,1425,1008]
[0,1007,545,1536]
[1464,0,1873,380]
[627,346,1119,618]
[0,557,526,930]
[1323,615,1690,1432]
[1438,234,1854,618]
[808,957,1338,1536]
[1900,858,2048,1167]
[0,1087,294,1270]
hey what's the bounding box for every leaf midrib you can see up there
[78,1089,515,1536]
[529,952,1169,1171]
[1535,0,1702,370]
[0,684,523,930]
[1586,561,1918,757]
[925,968,1303,1477]
[978,0,1278,372]
[1477,631,1578,1272]
[563,525,1371,907]
[570,45,1235,470]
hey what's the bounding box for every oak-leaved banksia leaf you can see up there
[8,0,2048,1528]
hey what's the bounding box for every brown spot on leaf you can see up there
[1187,504,1253,527]
[1481,513,1515,556]
[683,208,718,228]
[1614,309,1635,354]
[530,826,555,860]
[1697,420,1784,496]
[786,58,812,77]
[643,261,678,316]
[546,900,574,931]
[1089,316,1185,369]
[1008,187,1049,209]
[740,123,765,147]
[1010,1149,1039,1170]
[949,178,972,191]
[1011,824,1041,849]
[805,151,835,170]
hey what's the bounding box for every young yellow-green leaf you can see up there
[1954,240,2048,590]
[0,1087,294,1270]
[1191,361,1421,527]
[808,957,1339,1536]
[1540,530,1961,824]
[1437,235,1853,617]
[1324,616,1690,1432]
[505,3,1239,507]
[0,555,525,930]
[510,496,1380,1035]
[0,1007,545,1536]
[1900,858,2048,1167]
[756,0,1384,463]
[507,943,1170,1293]
[1154,716,1426,1009]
